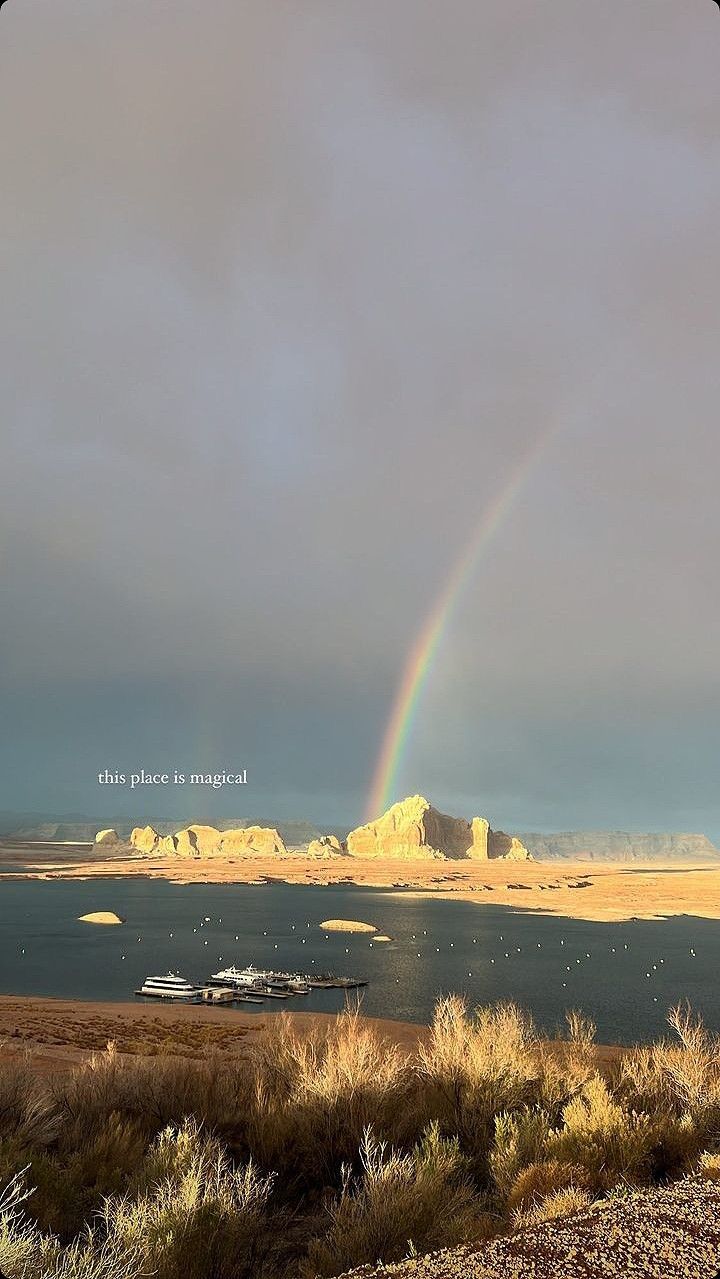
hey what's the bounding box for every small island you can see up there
[319,919,377,933]
[78,911,124,926]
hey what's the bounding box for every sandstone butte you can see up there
[129,823,288,858]
[126,798,530,863]
[94,828,119,845]
[307,835,344,857]
[344,795,531,862]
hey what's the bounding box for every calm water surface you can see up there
[0,879,718,1044]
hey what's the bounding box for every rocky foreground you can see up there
[339,1177,720,1279]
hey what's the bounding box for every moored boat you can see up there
[137,972,201,1000]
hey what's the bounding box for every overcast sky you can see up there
[2,1,720,834]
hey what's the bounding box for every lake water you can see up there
[0,878,718,1044]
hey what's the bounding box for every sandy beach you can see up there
[0,994,625,1079]
[5,841,720,923]
[0,995,429,1073]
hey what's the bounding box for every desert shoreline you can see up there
[0,993,624,1076]
[4,841,720,923]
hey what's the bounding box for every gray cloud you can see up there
[2,1,720,830]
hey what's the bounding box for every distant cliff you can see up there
[521,831,720,862]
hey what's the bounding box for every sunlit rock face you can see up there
[307,835,345,857]
[130,823,287,858]
[130,825,160,854]
[218,826,288,856]
[346,796,531,861]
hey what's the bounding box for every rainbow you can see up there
[365,422,562,821]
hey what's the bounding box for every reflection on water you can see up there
[0,878,717,1044]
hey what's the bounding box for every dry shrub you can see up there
[697,1151,720,1180]
[620,1005,720,1128]
[541,1010,598,1098]
[545,1076,653,1191]
[0,1056,58,1148]
[507,1159,591,1214]
[515,1184,592,1228]
[302,1123,493,1277]
[52,1043,254,1147]
[103,1117,278,1279]
[0,999,716,1278]
[416,997,545,1169]
[0,1170,144,1279]
[249,1007,409,1183]
[489,1108,552,1200]
[0,1169,50,1276]
[29,1112,148,1239]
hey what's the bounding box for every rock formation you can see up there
[130,825,160,855]
[307,835,345,857]
[129,823,287,858]
[174,829,199,857]
[345,796,531,861]
[219,826,287,856]
[78,911,124,925]
[94,829,119,845]
[468,817,490,859]
[488,831,532,861]
[320,919,377,933]
[184,825,222,856]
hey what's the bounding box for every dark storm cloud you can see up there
[2,1,720,829]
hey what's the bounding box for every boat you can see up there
[209,963,365,995]
[210,964,272,988]
[137,972,201,1000]
[210,965,298,996]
